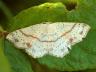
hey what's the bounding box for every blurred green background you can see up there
[0,0,47,27]
[0,0,96,72]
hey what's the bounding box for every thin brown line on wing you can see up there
[19,23,76,42]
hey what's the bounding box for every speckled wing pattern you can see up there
[6,22,90,58]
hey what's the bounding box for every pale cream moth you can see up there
[6,22,91,58]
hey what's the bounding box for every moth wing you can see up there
[48,37,70,58]
[25,40,48,58]
[65,23,90,45]
[6,30,30,49]
[49,23,90,58]
[21,22,75,41]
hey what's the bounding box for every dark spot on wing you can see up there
[69,38,73,43]
[26,43,32,48]
[14,38,19,42]
[80,31,83,35]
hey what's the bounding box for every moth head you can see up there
[6,31,28,49]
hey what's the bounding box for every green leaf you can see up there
[0,39,11,72]
[0,27,11,72]
[4,40,34,72]
[6,2,67,32]
[5,1,96,71]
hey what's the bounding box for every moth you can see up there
[6,22,91,58]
